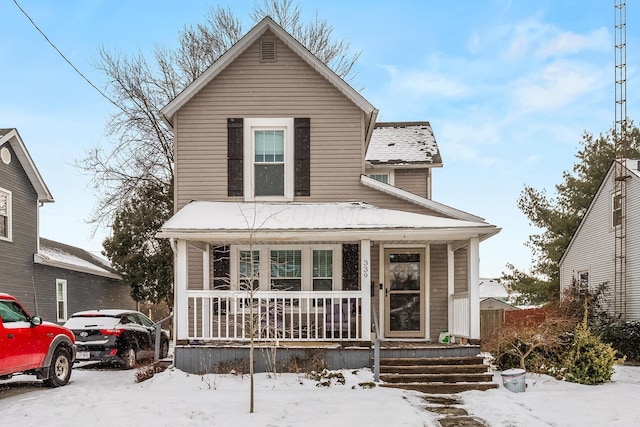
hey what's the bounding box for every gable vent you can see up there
[260,40,276,62]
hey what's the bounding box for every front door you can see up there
[384,249,425,338]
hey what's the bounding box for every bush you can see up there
[598,320,640,363]
[564,317,617,385]
[485,312,573,373]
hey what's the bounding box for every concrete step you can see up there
[380,356,483,366]
[380,364,489,374]
[380,372,494,384]
[381,381,499,394]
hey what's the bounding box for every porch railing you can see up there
[451,291,470,338]
[185,290,362,342]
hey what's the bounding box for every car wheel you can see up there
[121,348,136,370]
[160,339,169,359]
[43,347,72,387]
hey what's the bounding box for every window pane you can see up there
[57,283,64,299]
[0,192,7,215]
[240,250,260,291]
[370,174,388,184]
[255,164,284,196]
[313,250,332,277]
[255,130,284,163]
[313,279,333,291]
[271,250,301,291]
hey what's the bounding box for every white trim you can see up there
[0,187,12,242]
[447,244,455,335]
[56,278,68,322]
[0,129,53,203]
[468,238,480,339]
[176,240,188,340]
[243,118,294,201]
[360,175,486,222]
[360,239,371,341]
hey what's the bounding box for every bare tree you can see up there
[79,1,361,226]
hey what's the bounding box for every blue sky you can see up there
[1,1,637,278]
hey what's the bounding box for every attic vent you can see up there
[260,40,276,62]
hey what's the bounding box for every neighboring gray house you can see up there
[559,159,640,321]
[0,128,135,323]
[157,17,500,372]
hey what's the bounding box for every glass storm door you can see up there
[384,249,425,338]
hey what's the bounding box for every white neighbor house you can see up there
[559,158,640,320]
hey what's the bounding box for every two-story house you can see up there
[560,158,640,321]
[0,128,135,323]
[158,18,500,372]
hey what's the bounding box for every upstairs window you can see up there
[0,188,11,241]
[612,193,623,228]
[254,130,285,196]
[244,118,294,200]
[369,174,389,184]
[577,271,589,290]
[56,279,68,322]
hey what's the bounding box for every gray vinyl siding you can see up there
[0,142,39,306]
[429,244,448,341]
[394,169,429,199]
[560,169,640,320]
[33,264,136,324]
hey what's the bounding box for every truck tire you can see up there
[43,347,72,387]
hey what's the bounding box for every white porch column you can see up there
[467,237,480,339]
[447,244,454,334]
[202,245,210,337]
[360,239,371,341]
[176,239,189,340]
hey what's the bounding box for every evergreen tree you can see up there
[102,181,173,306]
[506,124,640,305]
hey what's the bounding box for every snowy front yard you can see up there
[1,364,639,426]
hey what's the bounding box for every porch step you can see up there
[379,356,497,394]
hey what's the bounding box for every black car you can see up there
[63,309,169,369]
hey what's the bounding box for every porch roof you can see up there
[158,201,500,243]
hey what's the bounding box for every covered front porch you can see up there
[160,201,500,354]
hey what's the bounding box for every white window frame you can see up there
[243,118,294,201]
[612,192,623,228]
[231,244,342,291]
[576,270,589,290]
[0,187,12,242]
[56,279,68,322]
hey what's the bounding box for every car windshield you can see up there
[63,315,120,329]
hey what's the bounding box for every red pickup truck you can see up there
[0,293,76,386]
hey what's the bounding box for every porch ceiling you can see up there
[158,201,500,243]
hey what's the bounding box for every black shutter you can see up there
[228,118,243,196]
[294,118,310,196]
[342,244,360,291]
[213,245,230,290]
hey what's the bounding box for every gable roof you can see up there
[160,17,378,143]
[0,128,54,203]
[34,237,121,279]
[559,158,640,266]
[366,122,443,166]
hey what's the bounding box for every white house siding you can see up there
[560,167,640,320]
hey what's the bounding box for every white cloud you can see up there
[536,27,609,59]
[383,65,470,98]
[512,60,607,113]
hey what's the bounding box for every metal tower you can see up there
[614,0,628,319]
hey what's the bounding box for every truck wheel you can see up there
[43,347,72,387]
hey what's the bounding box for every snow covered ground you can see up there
[1,363,639,426]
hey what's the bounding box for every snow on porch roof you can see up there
[158,201,500,242]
